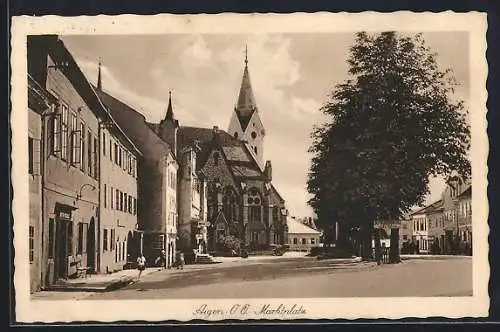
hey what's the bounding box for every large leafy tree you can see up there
[307,32,470,259]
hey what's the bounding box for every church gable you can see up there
[201,147,238,189]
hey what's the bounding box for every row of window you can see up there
[101,229,127,262]
[290,237,317,245]
[459,201,472,218]
[44,220,88,260]
[103,132,137,178]
[48,102,99,179]
[413,218,428,232]
[103,184,137,215]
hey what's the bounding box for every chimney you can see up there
[264,160,272,181]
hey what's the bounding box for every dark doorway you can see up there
[87,218,96,273]
[55,220,70,279]
[127,231,139,263]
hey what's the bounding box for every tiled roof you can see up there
[410,199,444,216]
[230,165,261,178]
[96,89,171,159]
[222,146,251,162]
[146,122,160,135]
[178,126,263,180]
[287,218,321,235]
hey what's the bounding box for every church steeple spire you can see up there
[165,90,174,121]
[245,44,248,66]
[228,44,266,167]
[235,45,257,130]
[97,58,102,91]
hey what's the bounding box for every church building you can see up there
[155,50,289,252]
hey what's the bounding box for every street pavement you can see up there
[77,256,472,299]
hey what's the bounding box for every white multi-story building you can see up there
[164,151,179,267]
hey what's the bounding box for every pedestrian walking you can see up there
[137,253,146,280]
[176,252,185,270]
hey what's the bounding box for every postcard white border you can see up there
[11,12,489,322]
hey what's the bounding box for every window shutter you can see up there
[33,138,41,176]
[47,116,54,155]
[52,114,62,154]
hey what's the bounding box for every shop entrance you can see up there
[55,220,71,279]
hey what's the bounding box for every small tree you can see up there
[308,32,470,260]
[218,235,242,253]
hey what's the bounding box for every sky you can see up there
[61,32,469,218]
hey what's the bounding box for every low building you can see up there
[409,201,443,254]
[287,218,321,252]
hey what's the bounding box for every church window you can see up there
[247,188,262,223]
[254,146,258,155]
[273,207,279,222]
[251,131,257,139]
[223,187,238,222]
[234,132,238,139]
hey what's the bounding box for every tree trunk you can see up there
[390,228,401,263]
[360,219,374,261]
[336,221,348,250]
[373,228,382,264]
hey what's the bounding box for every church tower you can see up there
[159,91,179,157]
[228,46,266,167]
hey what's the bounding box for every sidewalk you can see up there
[42,267,161,293]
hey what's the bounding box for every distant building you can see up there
[287,218,321,252]
[439,178,472,255]
[409,200,443,253]
[457,185,472,251]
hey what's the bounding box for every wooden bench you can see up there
[76,266,90,279]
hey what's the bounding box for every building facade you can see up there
[287,218,320,252]
[409,203,435,253]
[28,35,118,286]
[95,85,179,266]
[176,142,208,254]
[457,185,472,254]
[97,64,142,273]
[27,75,50,292]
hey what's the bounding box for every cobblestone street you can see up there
[69,256,473,299]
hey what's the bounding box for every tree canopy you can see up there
[307,32,470,244]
